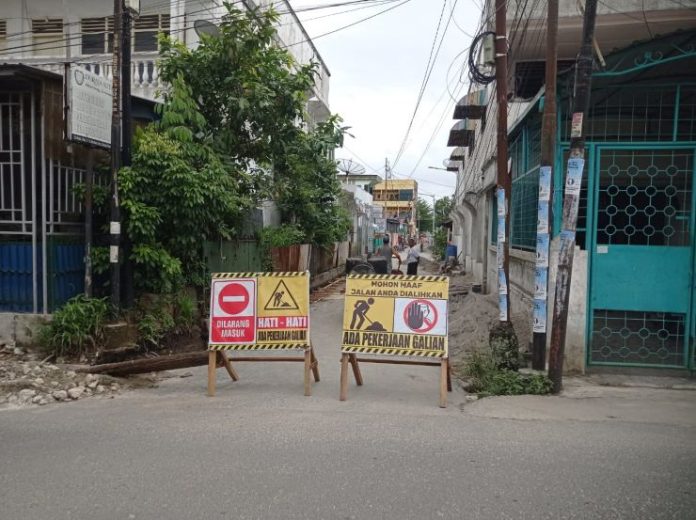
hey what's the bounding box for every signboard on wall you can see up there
[66,64,112,148]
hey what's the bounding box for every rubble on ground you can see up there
[0,343,145,410]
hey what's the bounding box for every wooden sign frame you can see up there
[207,271,318,397]
[207,347,319,397]
[339,273,452,407]
[339,354,451,407]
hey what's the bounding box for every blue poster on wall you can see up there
[565,158,584,195]
[536,233,549,268]
[534,267,548,299]
[533,299,547,333]
[537,200,549,234]
[539,166,551,201]
[497,188,506,217]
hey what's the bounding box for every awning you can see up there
[453,89,487,120]
[447,119,476,147]
[445,159,462,172]
[449,147,466,160]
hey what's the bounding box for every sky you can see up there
[289,0,482,200]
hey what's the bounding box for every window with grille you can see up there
[134,14,170,52]
[0,21,6,51]
[80,14,169,55]
[81,17,114,54]
[509,129,540,250]
[32,19,64,57]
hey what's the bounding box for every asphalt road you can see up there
[2,298,695,520]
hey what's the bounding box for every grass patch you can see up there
[38,295,110,358]
[462,350,552,397]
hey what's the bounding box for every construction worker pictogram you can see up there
[264,280,299,311]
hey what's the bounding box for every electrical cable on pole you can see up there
[548,0,599,393]
[532,0,558,370]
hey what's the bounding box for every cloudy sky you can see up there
[289,0,481,199]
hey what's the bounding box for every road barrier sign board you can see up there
[341,274,449,358]
[209,272,310,351]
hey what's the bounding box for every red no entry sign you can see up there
[210,278,256,344]
[218,282,250,315]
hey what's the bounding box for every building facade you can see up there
[371,179,418,238]
[0,0,330,315]
[450,0,696,373]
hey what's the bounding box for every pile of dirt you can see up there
[447,275,500,364]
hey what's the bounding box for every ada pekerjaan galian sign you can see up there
[66,64,112,149]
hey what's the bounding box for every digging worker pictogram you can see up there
[350,298,375,329]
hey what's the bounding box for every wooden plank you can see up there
[339,353,349,401]
[208,351,217,397]
[349,353,363,386]
[447,362,452,392]
[79,351,209,376]
[226,356,305,362]
[304,349,312,397]
[310,348,320,382]
[353,358,442,367]
[439,358,448,408]
[218,351,239,381]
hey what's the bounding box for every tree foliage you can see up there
[416,198,433,232]
[273,116,350,246]
[119,3,347,293]
[120,77,251,291]
[434,196,454,224]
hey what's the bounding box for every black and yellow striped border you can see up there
[209,343,309,351]
[341,346,446,358]
[347,274,447,282]
[212,271,308,279]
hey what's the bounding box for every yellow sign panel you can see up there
[341,274,449,358]
[209,272,310,351]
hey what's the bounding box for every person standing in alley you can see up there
[406,237,420,275]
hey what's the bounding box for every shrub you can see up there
[39,296,109,358]
[463,350,552,397]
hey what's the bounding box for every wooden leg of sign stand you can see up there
[311,349,320,382]
[218,351,239,381]
[446,360,452,392]
[304,349,312,397]
[349,353,363,386]
[439,358,449,408]
[339,353,349,401]
[207,350,217,397]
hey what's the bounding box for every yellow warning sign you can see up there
[264,279,299,311]
[209,271,310,351]
[341,274,449,357]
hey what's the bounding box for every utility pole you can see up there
[494,0,511,321]
[121,1,134,307]
[109,0,122,310]
[532,0,558,370]
[548,0,598,392]
[121,4,132,169]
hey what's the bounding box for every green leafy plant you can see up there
[173,291,198,333]
[432,228,448,260]
[90,246,110,276]
[462,350,552,397]
[38,295,109,358]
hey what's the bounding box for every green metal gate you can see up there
[587,145,695,370]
